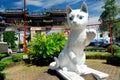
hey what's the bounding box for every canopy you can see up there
[91,39,108,43]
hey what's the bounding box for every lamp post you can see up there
[24,0,27,53]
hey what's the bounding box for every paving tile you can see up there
[2,59,120,80]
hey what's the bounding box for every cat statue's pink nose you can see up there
[73,21,77,24]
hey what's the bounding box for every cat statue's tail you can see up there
[49,57,59,70]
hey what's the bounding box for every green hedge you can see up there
[86,52,111,59]
[85,47,106,52]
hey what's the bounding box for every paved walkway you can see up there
[86,59,120,80]
[2,59,120,80]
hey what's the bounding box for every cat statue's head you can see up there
[66,2,88,30]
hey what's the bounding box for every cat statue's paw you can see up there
[75,65,87,75]
[86,29,96,41]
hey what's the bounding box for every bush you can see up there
[0,54,7,60]
[0,62,6,80]
[107,45,120,55]
[0,73,5,80]
[0,63,6,71]
[0,58,12,80]
[1,58,13,65]
[106,55,120,66]
[27,32,66,65]
[12,53,24,62]
[106,45,120,66]
[0,58,13,80]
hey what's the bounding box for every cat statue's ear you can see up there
[66,6,72,14]
[81,2,88,13]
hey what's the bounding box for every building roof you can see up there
[0,8,66,18]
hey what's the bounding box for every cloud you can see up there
[14,0,83,8]
[88,16,100,25]
[88,2,103,11]
[0,5,5,12]
[87,1,104,17]
[65,0,82,5]
[26,0,43,7]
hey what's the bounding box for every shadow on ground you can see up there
[47,69,65,80]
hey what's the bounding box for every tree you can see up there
[113,22,120,41]
[99,0,120,32]
[3,31,16,48]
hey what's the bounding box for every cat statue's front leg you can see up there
[68,51,86,75]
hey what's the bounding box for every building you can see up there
[0,8,113,48]
[0,8,66,26]
[0,8,67,49]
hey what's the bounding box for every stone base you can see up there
[56,69,84,80]
[82,74,97,80]
[55,67,108,80]
[84,67,108,80]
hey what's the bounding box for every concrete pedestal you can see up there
[56,67,108,80]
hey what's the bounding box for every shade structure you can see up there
[91,39,108,43]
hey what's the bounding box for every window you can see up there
[100,34,103,37]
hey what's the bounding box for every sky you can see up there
[0,0,120,24]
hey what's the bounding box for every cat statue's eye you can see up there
[69,16,74,20]
[79,16,84,20]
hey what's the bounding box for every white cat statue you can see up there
[50,2,96,75]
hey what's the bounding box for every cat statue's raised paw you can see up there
[49,2,96,75]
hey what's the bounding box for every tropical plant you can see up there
[27,32,66,65]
